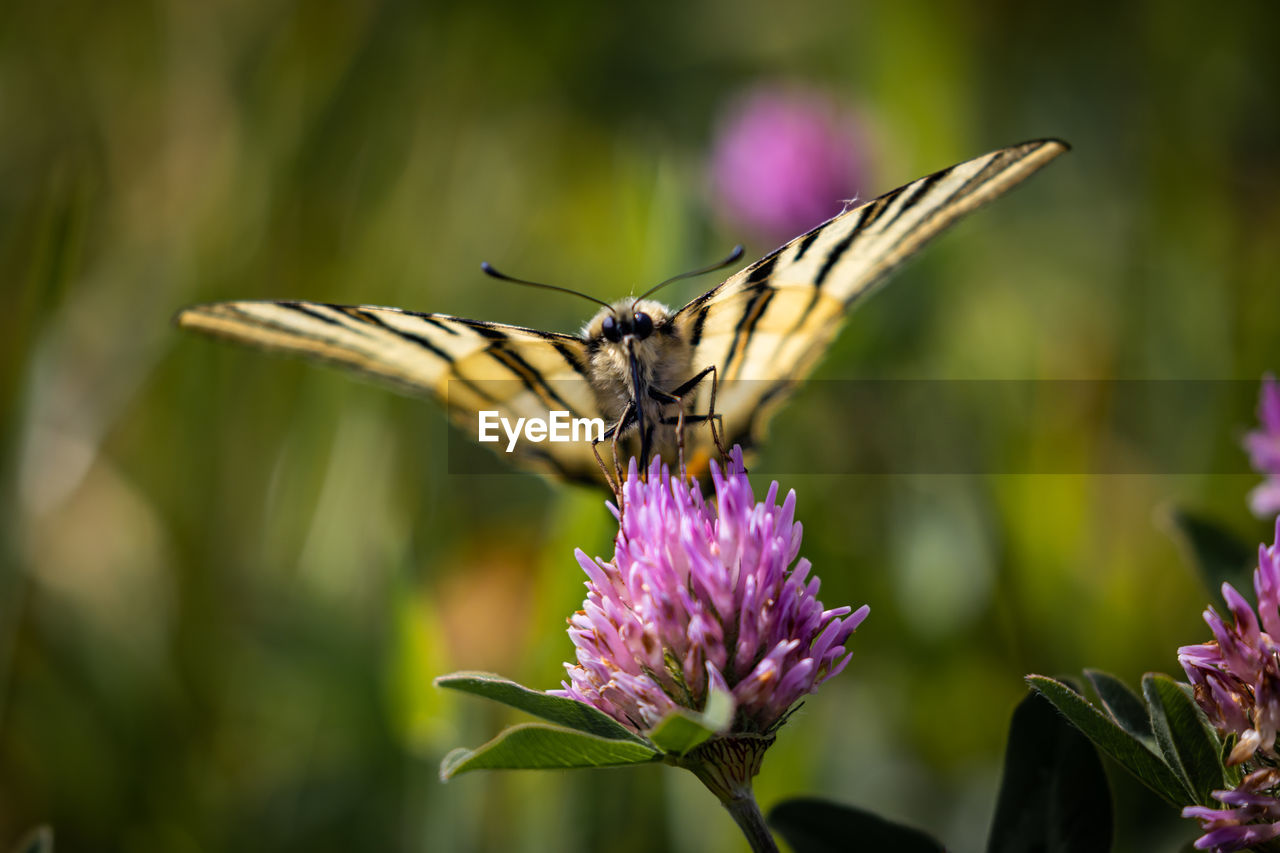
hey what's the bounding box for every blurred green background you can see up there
[2,2,1278,851]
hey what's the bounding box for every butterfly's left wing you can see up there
[674,138,1068,450]
[176,301,608,484]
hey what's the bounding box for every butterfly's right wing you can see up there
[674,139,1069,450]
[176,301,607,484]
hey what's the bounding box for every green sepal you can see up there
[439,722,661,779]
[646,688,734,755]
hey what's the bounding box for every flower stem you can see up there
[721,790,779,853]
[676,734,779,853]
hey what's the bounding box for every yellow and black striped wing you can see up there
[176,301,605,483]
[675,138,1068,449]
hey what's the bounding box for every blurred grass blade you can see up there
[987,690,1111,853]
[1142,674,1226,805]
[435,671,647,742]
[1084,669,1156,746]
[768,797,944,853]
[439,723,660,779]
[1027,675,1186,806]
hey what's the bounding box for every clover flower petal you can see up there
[552,448,868,736]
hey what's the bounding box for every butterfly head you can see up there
[583,298,690,401]
[586,299,671,349]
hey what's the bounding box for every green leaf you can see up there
[768,797,944,853]
[1084,669,1156,746]
[1027,675,1186,806]
[1164,508,1255,595]
[435,671,646,743]
[9,826,53,853]
[987,690,1112,853]
[1143,673,1226,805]
[439,723,660,779]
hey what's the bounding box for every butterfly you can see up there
[177,138,1067,488]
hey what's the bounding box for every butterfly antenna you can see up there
[481,262,615,313]
[633,245,746,304]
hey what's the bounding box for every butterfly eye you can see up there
[601,314,622,343]
[633,312,653,339]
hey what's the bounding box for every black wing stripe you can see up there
[793,225,825,261]
[222,303,315,336]
[730,185,893,347]
[471,324,511,342]
[682,249,779,314]
[813,220,862,288]
[746,252,778,285]
[836,153,1006,306]
[958,149,1021,196]
[737,286,777,378]
[867,168,947,236]
[911,153,1000,225]
[467,321,569,343]
[428,321,566,409]
[486,347,582,416]
[862,154,990,243]
[818,152,1001,304]
[688,304,713,348]
[893,168,948,220]
[346,308,455,365]
[790,193,898,329]
[239,303,499,406]
[718,288,768,377]
[905,150,1015,230]
[460,322,587,414]
[282,301,354,329]
[850,191,897,236]
[552,340,591,380]
[815,152,998,293]
[227,303,387,353]
[421,316,462,336]
[721,285,775,379]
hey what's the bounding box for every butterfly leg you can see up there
[593,402,636,495]
[590,441,619,496]
[655,364,726,467]
[656,413,724,478]
[676,365,724,458]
